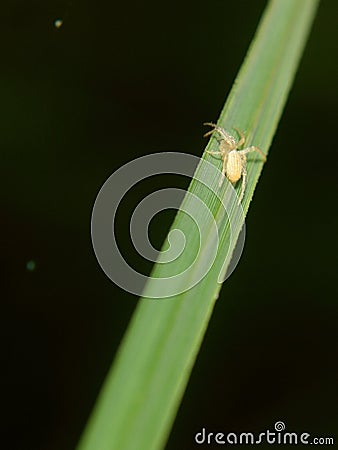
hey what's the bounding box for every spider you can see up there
[203,122,266,203]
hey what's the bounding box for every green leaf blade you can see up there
[78,1,319,449]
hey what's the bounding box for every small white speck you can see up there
[54,19,63,29]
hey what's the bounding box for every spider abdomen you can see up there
[226,150,243,183]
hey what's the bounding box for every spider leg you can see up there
[218,153,229,186]
[233,127,246,147]
[238,160,247,204]
[205,149,228,186]
[206,150,222,155]
[238,145,266,161]
[203,122,231,141]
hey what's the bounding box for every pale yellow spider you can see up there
[204,122,266,203]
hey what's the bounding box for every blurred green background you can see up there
[2,1,337,449]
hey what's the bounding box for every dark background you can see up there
[2,1,337,449]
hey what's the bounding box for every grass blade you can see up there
[78,1,319,449]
